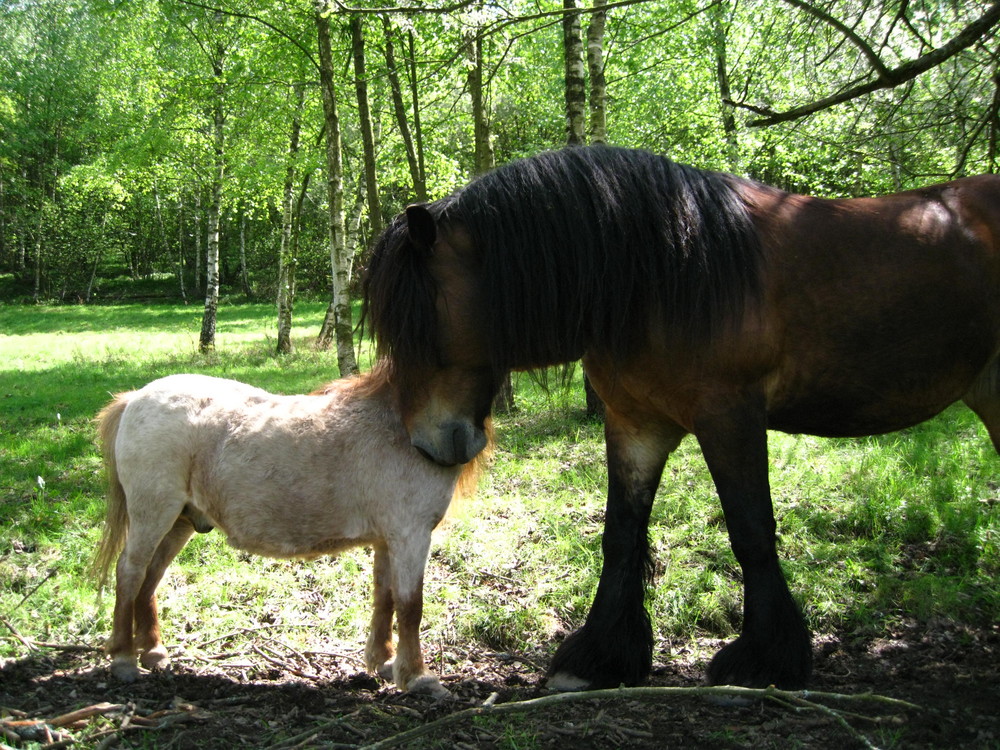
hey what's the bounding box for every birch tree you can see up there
[276,82,305,355]
[315,1,358,376]
[198,14,229,354]
[562,0,587,146]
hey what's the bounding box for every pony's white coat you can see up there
[94,372,476,696]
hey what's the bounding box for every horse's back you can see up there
[736,175,1000,437]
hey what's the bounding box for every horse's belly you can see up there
[765,372,971,437]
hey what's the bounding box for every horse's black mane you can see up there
[363,145,762,374]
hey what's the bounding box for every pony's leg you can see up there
[386,534,448,698]
[106,505,187,682]
[133,518,195,672]
[364,542,395,680]
[107,550,144,682]
[696,402,812,688]
[964,357,1000,453]
[548,413,683,690]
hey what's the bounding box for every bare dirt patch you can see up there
[2,619,998,749]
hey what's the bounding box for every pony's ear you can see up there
[405,204,436,251]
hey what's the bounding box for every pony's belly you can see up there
[221,530,370,560]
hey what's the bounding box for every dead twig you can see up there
[251,643,322,681]
[0,616,37,652]
[359,685,919,750]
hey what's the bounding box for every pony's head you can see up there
[362,204,498,467]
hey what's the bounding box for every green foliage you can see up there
[2,1,997,302]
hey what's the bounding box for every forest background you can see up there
[3,4,1000,745]
[3,0,1000,374]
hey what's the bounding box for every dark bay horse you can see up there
[362,145,1000,690]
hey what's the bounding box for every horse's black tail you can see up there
[91,392,133,592]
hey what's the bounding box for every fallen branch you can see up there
[359,685,920,750]
[0,614,100,654]
[0,698,210,749]
[47,703,124,728]
[0,616,37,652]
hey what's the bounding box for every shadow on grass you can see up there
[0,301,336,337]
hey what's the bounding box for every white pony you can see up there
[92,370,487,697]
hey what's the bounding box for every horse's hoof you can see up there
[546,671,591,692]
[139,646,171,672]
[406,674,450,699]
[376,660,394,681]
[110,660,140,683]
[706,634,811,690]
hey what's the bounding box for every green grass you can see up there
[1,300,999,673]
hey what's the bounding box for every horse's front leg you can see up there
[548,413,683,690]
[385,534,448,698]
[695,402,812,688]
[364,543,395,679]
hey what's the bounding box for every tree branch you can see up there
[174,0,319,72]
[360,684,920,750]
[739,0,1000,127]
[781,0,891,80]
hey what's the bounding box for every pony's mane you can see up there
[363,145,763,374]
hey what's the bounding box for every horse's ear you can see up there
[405,204,436,251]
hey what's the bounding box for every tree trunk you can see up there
[239,211,251,298]
[382,16,426,202]
[988,70,1000,174]
[199,51,225,354]
[277,82,305,355]
[466,30,495,176]
[351,16,383,238]
[32,230,41,301]
[85,214,107,303]
[315,2,358,376]
[193,191,202,296]
[586,0,607,145]
[408,31,427,200]
[0,168,6,268]
[563,0,587,146]
[176,196,187,302]
[711,1,740,172]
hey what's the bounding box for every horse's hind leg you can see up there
[134,518,195,672]
[107,504,188,682]
[364,542,395,679]
[964,357,1000,453]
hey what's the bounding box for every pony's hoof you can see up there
[139,646,171,672]
[110,660,140,683]
[376,660,394,682]
[406,674,450,699]
[546,671,591,692]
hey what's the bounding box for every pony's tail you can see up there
[91,392,132,593]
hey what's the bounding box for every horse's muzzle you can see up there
[411,421,487,467]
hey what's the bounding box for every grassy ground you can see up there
[1,300,998,677]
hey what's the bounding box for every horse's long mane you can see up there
[364,146,762,373]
